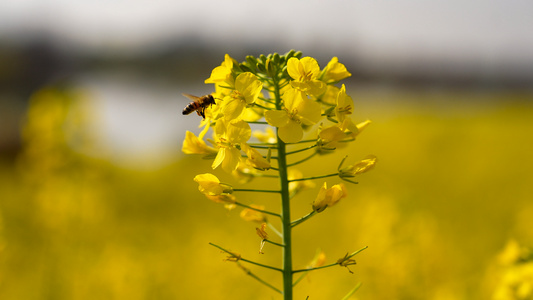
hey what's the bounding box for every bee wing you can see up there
[182,93,201,101]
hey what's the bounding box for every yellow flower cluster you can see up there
[183,52,369,174]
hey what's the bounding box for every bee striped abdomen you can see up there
[182,102,200,115]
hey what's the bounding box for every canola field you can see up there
[0,87,532,299]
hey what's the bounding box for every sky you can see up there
[2,0,533,66]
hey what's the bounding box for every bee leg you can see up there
[199,108,206,119]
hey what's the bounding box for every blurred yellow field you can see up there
[1,87,532,299]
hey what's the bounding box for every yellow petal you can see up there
[297,99,322,125]
[308,250,327,268]
[312,182,329,212]
[307,80,326,96]
[265,110,290,127]
[221,147,241,173]
[222,97,246,121]
[340,118,359,137]
[335,84,354,123]
[320,85,340,105]
[326,183,347,207]
[182,131,217,155]
[241,143,271,170]
[356,120,372,132]
[240,205,267,222]
[282,87,305,111]
[340,155,378,176]
[194,173,223,195]
[278,120,303,143]
[235,72,263,104]
[205,194,236,204]
[299,57,321,79]
[204,54,236,84]
[287,57,301,80]
[321,57,352,83]
[212,148,226,170]
[226,120,251,143]
[204,65,231,84]
[320,126,344,141]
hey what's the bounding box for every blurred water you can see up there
[74,72,211,169]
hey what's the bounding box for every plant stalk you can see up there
[277,136,292,299]
[273,77,293,299]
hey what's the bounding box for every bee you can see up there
[182,93,216,119]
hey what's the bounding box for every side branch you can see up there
[247,121,270,125]
[233,188,281,193]
[291,211,316,228]
[292,246,369,274]
[285,139,317,145]
[235,202,281,218]
[265,239,285,247]
[209,243,283,272]
[286,144,317,155]
[292,262,339,274]
[287,152,317,167]
[288,173,338,182]
[252,103,274,111]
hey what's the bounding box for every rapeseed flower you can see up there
[339,155,378,178]
[319,56,352,84]
[182,130,217,156]
[212,119,251,173]
[264,87,321,143]
[222,72,263,121]
[287,57,326,96]
[205,54,237,85]
[194,173,233,195]
[240,143,271,170]
[312,182,347,213]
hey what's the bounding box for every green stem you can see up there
[265,239,285,247]
[285,139,317,145]
[287,152,317,167]
[292,246,369,274]
[247,121,270,125]
[253,103,274,111]
[292,271,307,287]
[233,188,280,193]
[288,173,339,182]
[247,142,277,146]
[234,201,281,218]
[248,145,276,149]
[292,262,339,274]
[258,97,276,105]
[291,211,316,228]
[209,243,283,272]
[274,77,293,300]
[255,174,279,179]
[286,144,317,155]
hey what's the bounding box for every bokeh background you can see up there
[1,1,533,299]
